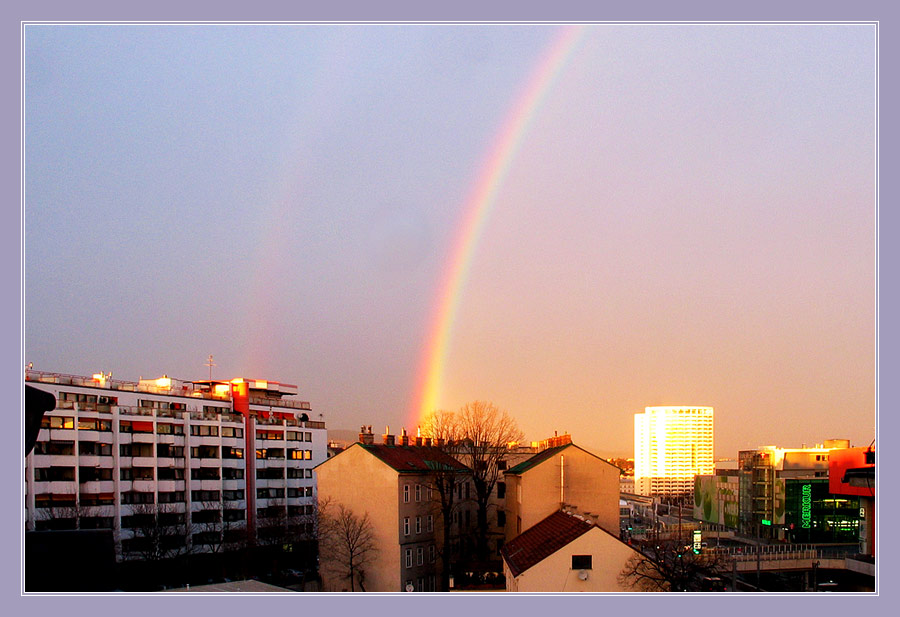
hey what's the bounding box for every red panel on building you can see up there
[829,447,875,497]
[231,381,249,416]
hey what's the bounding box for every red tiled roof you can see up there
[359,444,469,473]
[501,511,594,577]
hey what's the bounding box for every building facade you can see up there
[503,440,621,543]
[25,369,326,559]
[314,427,469,592]
[736,441,853,541]
[501,510,646,592]
[633,406,714,496]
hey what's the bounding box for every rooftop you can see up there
[357,443,469,474]
[501,510,594,577]
[25,369,311,410]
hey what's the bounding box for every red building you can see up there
[829,446,875,557]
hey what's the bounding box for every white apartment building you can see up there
[24,369,326,559]
[633,406,714,497]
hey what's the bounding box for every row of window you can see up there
[404,545,436,568]
[405,576,437,593]
[402,515,434,536]
[403,483,434,503]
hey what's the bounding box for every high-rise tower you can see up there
[633,406,714,497]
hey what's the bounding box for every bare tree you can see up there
[318,501,378,592]
[124,502,190,562]
[421,409,469,589]
[451,401,523,562]
[34,502,103,531]
[618,538,729,592]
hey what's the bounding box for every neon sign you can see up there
[800,484,812,529]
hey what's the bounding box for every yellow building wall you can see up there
[506,446,620,542]
[315,444,401,592]
[505,527,644,592]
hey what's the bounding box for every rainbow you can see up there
[409,25,587,426]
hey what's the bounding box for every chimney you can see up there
[436,438,444,448]
[400,427,409,446]
[359,425,375,445]
[383,425,395,446]
[424,437,432,447]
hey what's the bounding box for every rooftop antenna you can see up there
[205,354,216,385]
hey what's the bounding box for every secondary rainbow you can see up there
[410,25,587,426]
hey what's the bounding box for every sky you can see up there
[24,23,876,458]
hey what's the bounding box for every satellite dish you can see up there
[405,583,414,592]
[578,570,589,581]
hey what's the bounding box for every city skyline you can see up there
[24,23,876,458]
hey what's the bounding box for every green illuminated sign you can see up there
[801,484,812,529]
[761,519,771,526]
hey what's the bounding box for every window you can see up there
[304,450,312,459]
[417,547,423,566]
[156,423,184,435]
[190,424,219,437]
[192,467,220,480]
[79,466,112,482]
[403,485,410,503]
[191,490,220,502]
[158,467,185,480]
[415,484,421,502]
[121,491,154,505]
[571,555,592,570]
[306,469,313,479]
[158,491,184,504]
[415,517,422,534]
[403,517,410,536]
[157,444,184,457]
[221,426,243,438]
[426,515,433,532]
[496,482,506,499]
[222,446,243,459]
[429,544,435,563]
[35,467,75,481]
[497,460,507,471]
[405,549,412,568]
[46,416,75,429]
[222,467,244,480]
[191,445,219,459]
[497,511,506,527]
[305,432,312,442]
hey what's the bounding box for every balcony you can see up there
[132,480,155,493]
[132,433,155,444]
[78,480,115,494]
[49,429,77,441]
[133,456,156,468]
[157,480,185,493]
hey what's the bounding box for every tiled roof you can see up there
[501,511,594,577]
[358,443,469,473]
[505,443,572,475]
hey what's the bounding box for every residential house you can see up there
[503,440,620,542]
[315,426,469,592]
[501,510,646,592]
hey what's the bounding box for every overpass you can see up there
[706,545,874,576]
